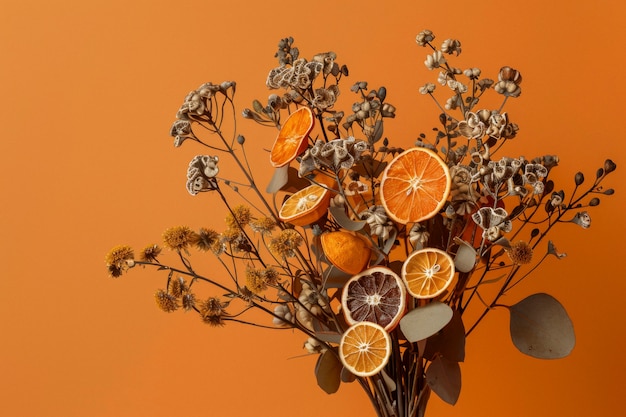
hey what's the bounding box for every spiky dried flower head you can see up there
[269,229,303,258]
[249,216,277,235]
[139,244,162,263]
[199,297,227,327]
[182,293,196,311]
[507,241,533,265]
[155,289,179,313]
[105,245,135,277]
[220,227,252,253]
[200,297,226,316]
[201,313,225,327]
[169,277,188,298]
[196,228,222,254]
[162,226,200,251]
[225,205,252,229]
[246,267,268,294]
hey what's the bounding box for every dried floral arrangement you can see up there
[105,30,617,417]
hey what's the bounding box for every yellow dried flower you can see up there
[155,289,179,312]
[105,245,135,277]
[249,216,277,235]
[200,297,226,316]
[201,313,225,327]
[182,293,196,311]
[225,205,252,229]
[246,267,268,294]
[196,228,222,253]
[162,226,200,251]
[269,229,303,258]
[220,227,252,253]
[507,241,533,265]
[169,277,187,298]
[139,244,162,262]
[200,297,226,326]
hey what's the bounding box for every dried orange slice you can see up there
[341,267,406,331]
[270,107,315,167]
[380,147,451,224]
[339,321,392,377]
[321,231,371,275]
[401,248,455,299]
[279,184,330,226]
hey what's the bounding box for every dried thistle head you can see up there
[139,244,162,263]
[105,245,135,277]
[225,205,252,229]
[155,289,179,313]
[507,241,533,265]
[162,226,200,251]
[269,229,303,258]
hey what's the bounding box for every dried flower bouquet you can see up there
[105,30,617,417]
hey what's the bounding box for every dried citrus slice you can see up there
[321,231,371,275]
[401,248,455,299]
[339,321,392,377]
[380,147,451,224]
[341,267,406,331]
[279,184,330,226]
[270,107,315,167]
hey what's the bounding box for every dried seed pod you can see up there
[574,172,584,186]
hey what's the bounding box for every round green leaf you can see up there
[426,355,461,405]
[399,301,453,343]
[315,349,342,394]
[509,293,575,359]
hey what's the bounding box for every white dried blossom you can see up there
[424,51,446,70]
[304,337,327,354]
[419,83,436,94]
[272,305,294,327]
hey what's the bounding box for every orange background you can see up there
[1,1,625,416]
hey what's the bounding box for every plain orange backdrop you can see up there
[1,1,625,416]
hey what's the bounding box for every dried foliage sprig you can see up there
[106,31,617,417]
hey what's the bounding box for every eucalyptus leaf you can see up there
[509,293,575,359]
[315,350,342,394]
[315,330,343,344]
[426,355,461,405]
[399,301,453,343]
[340,366,356,383]
[423,310,465,362]
[265,165,289,194]
[323,266,352,288]
[328,206,366,231]
[453,239,476,273]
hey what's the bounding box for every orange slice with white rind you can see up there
[279,184,330,226]
[321,231,371,275]
[380,147,451,224]
[339,321,392,377]
[270,107,314,167]
[401,248,455,299]
[341,266,406,331]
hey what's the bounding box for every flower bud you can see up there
[574,172,584,186]
[604,159,617,173]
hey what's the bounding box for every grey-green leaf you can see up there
[423,310,466,362]
[266,165,289,194]
[315,350,342,394]
[509,293,575,359]
[426,355,461,405]
[328,206,365,231]
[453,239,476,273]
[399,301,453,343]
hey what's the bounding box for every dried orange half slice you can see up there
[339,321,392,377]
[270,107,315,167]
[341,267,406,331]
[321,231,371,275]
[279,184,330,226]
[380,147,451,224]
[401,248,455,299]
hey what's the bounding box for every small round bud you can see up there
[574,172,584,186]
[596,168,604,178]
[589,198,600,206]
[604,159,617,174]
[237,135,245,145]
